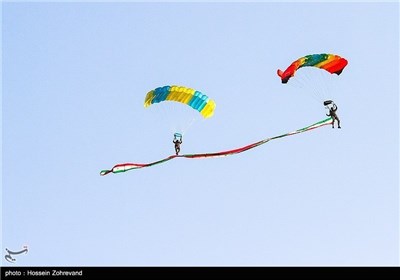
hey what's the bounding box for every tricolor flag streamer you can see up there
[100,117,333,176]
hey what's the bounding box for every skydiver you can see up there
[326,103,341,129]
[173,137,182,155]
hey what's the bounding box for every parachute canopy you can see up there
[144,85,216,118]
[277,54,348,84]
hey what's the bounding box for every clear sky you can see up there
[2,1,399,266]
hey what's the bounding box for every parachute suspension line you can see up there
[314,70,329,102]
[302,69,332,104]
[311,90,324,104]
[151,100,194,135]
[181,115,198,135]
[304,70,325,103]
[155,100,172,133]
[288,73,323,105]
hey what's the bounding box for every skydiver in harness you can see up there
[173,133,183,155]
[324,100,341,129]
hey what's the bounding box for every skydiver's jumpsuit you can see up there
[173,139,182,155]
[326,104,341,129]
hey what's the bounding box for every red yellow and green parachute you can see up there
[277,53,348,84]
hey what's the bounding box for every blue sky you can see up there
[2,1,399,266]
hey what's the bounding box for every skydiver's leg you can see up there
[337,116,341,128]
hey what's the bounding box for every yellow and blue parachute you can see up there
[144,85,216,118]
